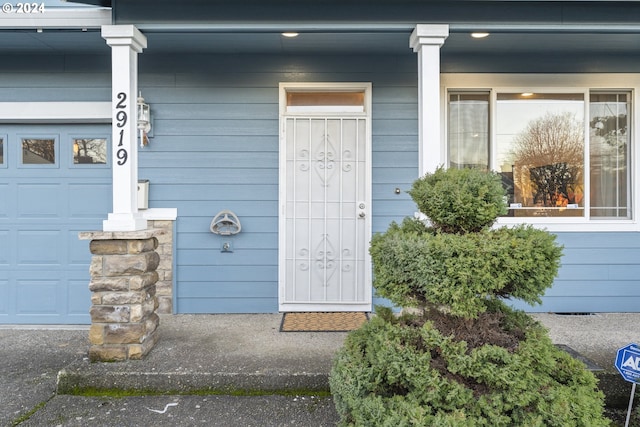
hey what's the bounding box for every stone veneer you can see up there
[79,228,167,362]
[146,220,174,314]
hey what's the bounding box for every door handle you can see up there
[358,202,366,219]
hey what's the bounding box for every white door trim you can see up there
[278,82,373,312]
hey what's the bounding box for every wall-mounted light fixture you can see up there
[137,92,151,147]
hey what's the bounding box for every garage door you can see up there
[0,125,111,324]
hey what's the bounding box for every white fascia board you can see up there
[0,9,111,29]
[0,102,111,123]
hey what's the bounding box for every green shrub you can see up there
[330,167,608,426]
[408,167,508,234]
[369,219,563,317]
[331,307,608,427]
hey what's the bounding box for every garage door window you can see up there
[21,137,56,166]
[73,138,107,165]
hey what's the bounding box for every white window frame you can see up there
[441,73,640,232]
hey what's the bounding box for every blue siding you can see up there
[510,232,640,313]
[4,53,637,316]
[139,54,419,313]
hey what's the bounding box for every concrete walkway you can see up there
[2,312,639,425]
[55,313,639,404]
[57,314,347,395]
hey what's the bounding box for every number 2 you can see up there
[116,92,127,109]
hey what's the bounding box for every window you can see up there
[590,93,630,218]
[447,86,631,222]
[448,92,489,169]
[285,90,366,113]
[73,138,107,164]
[22,138,56,165]
[0,136,4,165]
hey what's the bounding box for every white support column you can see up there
[410,24,449,176]
[101,25,148,231]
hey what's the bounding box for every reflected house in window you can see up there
[528,162,579,207]
[73,138,107,164]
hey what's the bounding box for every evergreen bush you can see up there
[330,167,609,426]
[408,167,508,234]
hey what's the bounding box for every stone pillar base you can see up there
[80,229,166,362]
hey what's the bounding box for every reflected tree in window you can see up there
[73,138,107,164]
[22,138,55,164]
[511,112,584,210]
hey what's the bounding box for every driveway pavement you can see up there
[0,327,88,426]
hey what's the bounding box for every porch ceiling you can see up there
[1,29,639,57]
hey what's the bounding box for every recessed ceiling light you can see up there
[282,32,299,38]
[521,92,534,97]
[471,32,489,39]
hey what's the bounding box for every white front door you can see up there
[279,84,372,312]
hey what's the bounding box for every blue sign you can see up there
[615,343,640,383]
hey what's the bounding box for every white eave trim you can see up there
[0,9,111,29]
[0,102,111,123]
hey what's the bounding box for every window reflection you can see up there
[73,138,107,164]
[22,138,55,164]
[496,94,584,217]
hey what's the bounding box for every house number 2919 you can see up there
[115,92,128,166]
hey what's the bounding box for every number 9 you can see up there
[116,148,128,165]
[116,110,128,128]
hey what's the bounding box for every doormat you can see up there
[280,312,369,332]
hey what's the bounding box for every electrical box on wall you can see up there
[137,179,149,210]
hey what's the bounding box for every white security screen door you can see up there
[279,83,372,312]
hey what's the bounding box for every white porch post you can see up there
[410,24,449,176]
[101,25,148,231]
